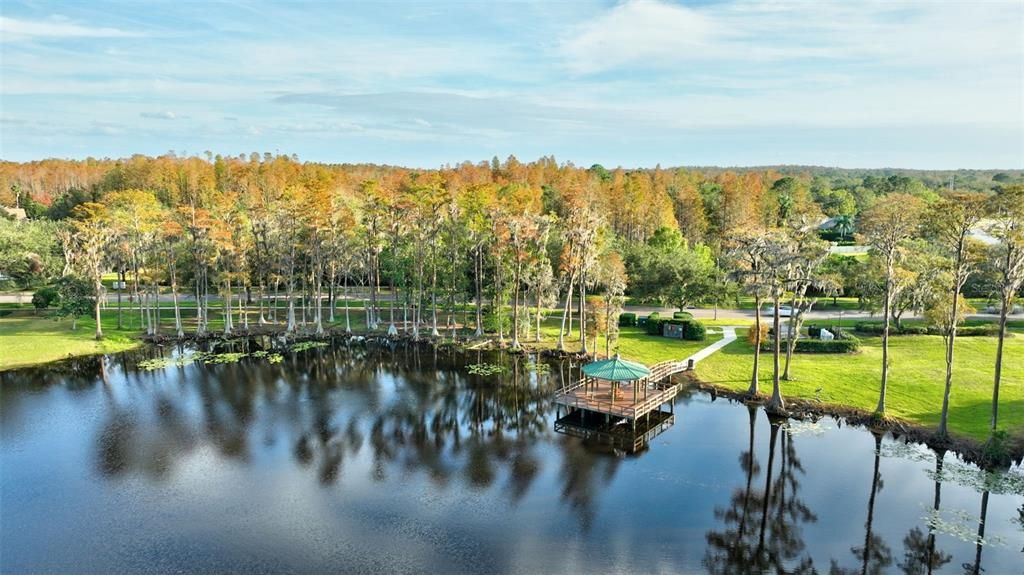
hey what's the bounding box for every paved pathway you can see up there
[682,326,738,367]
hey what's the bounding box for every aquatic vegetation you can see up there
[467,363,507,376]
[922,506,1007,547]
[290,341,330,352]
[199,352,248,364]
[927,461,1024,496]
[139,350,284,370]
[251,350,284,364]
[882,442,1024,496]
[782,419,830,437]
[525,362,551,374]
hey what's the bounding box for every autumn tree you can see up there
[595,251,627,357]
[67,202,115,340]
[858,194,925,415]
[926,192,987,438]
[728,230,770,396]
[985,185,1024,437]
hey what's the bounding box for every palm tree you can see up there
[833,214,854,241]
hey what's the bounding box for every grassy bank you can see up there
[694,328,1024,442]
[3,304,1020,448]
[0,304,715,371]
[0,312,142,370]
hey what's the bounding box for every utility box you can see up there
[662,323,685,339]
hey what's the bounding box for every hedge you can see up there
[761,332,860,353]
[681,320,706,341]
[646,318,706,341]
[853,323,997,337]
[673,311,693,320]
[619,312,638,327]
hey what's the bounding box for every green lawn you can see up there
[695,329,1024,441]
[0,312,141,370]
[527,320,721,365]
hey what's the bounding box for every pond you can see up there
[1,341,1022,574]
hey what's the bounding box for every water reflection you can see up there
[829,431,892,575]
[1,342,1022,574]
[703,409,817,573]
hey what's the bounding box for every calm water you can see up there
[1,342,1022,574]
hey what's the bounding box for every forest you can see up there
[1,154,1022,444]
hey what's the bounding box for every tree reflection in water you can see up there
[703,407,817,574]
[77,341,620,526]
[898,450,952,575]
[829,431,893,575]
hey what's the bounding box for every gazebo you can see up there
[580,354,652,402]
[554,354,683,433]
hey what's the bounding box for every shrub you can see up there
[645,318,665,335]
[955,325,998,336]
[673,311,693,320]
[853,322,996,337]
[647,312,661,321]
[483,311,510,334]
[681,320,706,341]
[762,331,860,353]
[32,287,59,312]
[619,312,638,327]
[747,323,768,344]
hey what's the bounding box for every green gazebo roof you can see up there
[581,354,651,381]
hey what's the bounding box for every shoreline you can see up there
[679,373,1024,470]
[4,323,1022,469]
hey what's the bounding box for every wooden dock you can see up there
[553,360,686,427]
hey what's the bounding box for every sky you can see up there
[1,0,1022,169]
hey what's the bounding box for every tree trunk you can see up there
[534,286,543,343]
[991,295,1009,434]
[877,266,893,415]
[117,269,124,329]
[171,257,183,338]
[474,245,483,337]
[579,269,588,354]
[938,280,961,438]
[557,268,577,351]
[749,294,762,395]
[511,260,522,349]
[223,278,233,336]
[783,291,798,381]
[343,273,352,333]
[767,292,784,413]
[430,245,440,338]
[93,277,104,340]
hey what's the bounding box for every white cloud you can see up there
[558,0,1023,74]
[140,111,178,120]
[0,16,144,41]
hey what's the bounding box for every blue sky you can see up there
[1,0,1021,168]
